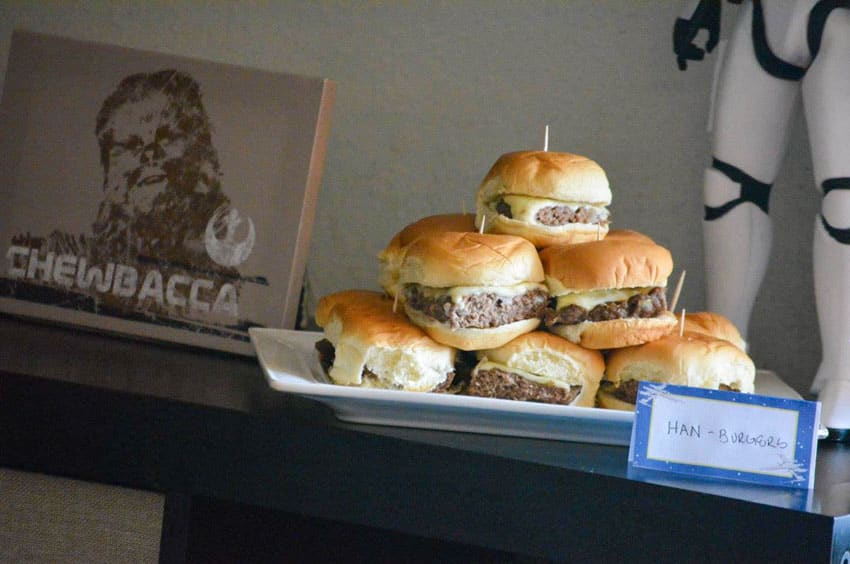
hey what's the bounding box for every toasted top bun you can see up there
[378,213,476,296]
[398,231,544,288]
[315,290,456,390]
[604,332,755,394]
[540,238,673,295]
[477,151,612,205]
[683,311,747,351]
[475,331,605,406]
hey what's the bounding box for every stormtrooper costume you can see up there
[674,0,850,431]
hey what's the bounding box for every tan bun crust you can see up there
[378,214,476,296]
[315,289,389,328]
[683,311,747,351]
[604,332,756,393]
[540,238,674,294]
[548,311,678,350]
[398,231,544,288]
[404,307,540,351]
[478,213,609,248]
[477,151,612,204]
[478,331,605,407]
[315,290,456,391]
[604,229,655,244]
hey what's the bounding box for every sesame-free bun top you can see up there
[604,332,756,393]
[315,290,456,390]
[398,231,544,288]
[478,151,612,204]
[378,213,476,296]
[683,311,747,351]
[540,238,673,296]
[476,331,605,407]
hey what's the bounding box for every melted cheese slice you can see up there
[474,360,572,389]
[414,282,547,304]
[498,194,608,224]
[556,287,653,311]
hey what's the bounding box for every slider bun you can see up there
[404,307,540,351]
[475,151,611,248]
[477,151,611,204]
[398,231,544,288]
[604,331,756,393]
[477,213,608,248]
[477,331,605,407]
[540,238,673,295]
[548,312,678,350]
[379,213,476,297]
[315,290,456,391]
[683,311,747,351]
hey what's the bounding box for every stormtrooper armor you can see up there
[674,0,850,431]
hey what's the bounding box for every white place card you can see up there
[628,382,821,489]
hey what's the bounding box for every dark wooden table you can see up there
[2,314,849,563]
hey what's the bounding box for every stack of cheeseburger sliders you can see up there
[315,149,756,409]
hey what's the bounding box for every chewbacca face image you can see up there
[92,70,229,264]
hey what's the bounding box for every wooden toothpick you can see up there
[393,291,399,313]
[669,270,686,312]
[543,124,549,152]
[479,215,486,234]
[679,308,686,336]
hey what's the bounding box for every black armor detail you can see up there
[821,178,850,244]
[704,158,772,221]
[751,0,807,80]
[808,0,850,61]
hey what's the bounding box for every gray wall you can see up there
[0,2,819,394]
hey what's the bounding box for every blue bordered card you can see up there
[628,382,821,489]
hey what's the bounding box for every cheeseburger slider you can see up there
[378,213,476,298]
[475,151,612,248]
[597,332,756,410]
[540,237,677,349]
[469,331,604,407]
[314,290,456,392]
[683,311,747,351]
[398,231,548,351]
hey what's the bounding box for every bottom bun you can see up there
[404,306,541,351]
[548,312,678,350]
[595,388,636,411]
[481,213,608,248]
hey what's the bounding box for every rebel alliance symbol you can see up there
[204,205,256,267]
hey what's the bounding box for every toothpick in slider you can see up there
[393,291,399,313]
[669,270,686,313]
[679,308,686,337]
[479,215,486,234]
[543,124,549,152]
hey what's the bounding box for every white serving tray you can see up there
[250,328,801,446]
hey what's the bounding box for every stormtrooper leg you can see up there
[703,0,802,341]
[801,6,850,429]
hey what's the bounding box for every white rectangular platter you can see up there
[251,328,800,446]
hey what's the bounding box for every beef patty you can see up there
[403,285,548,329]
[543,287,667,328]
[468,367,581,404]
[496,198,610,227]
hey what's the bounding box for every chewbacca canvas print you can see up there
[0,31,334,353]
